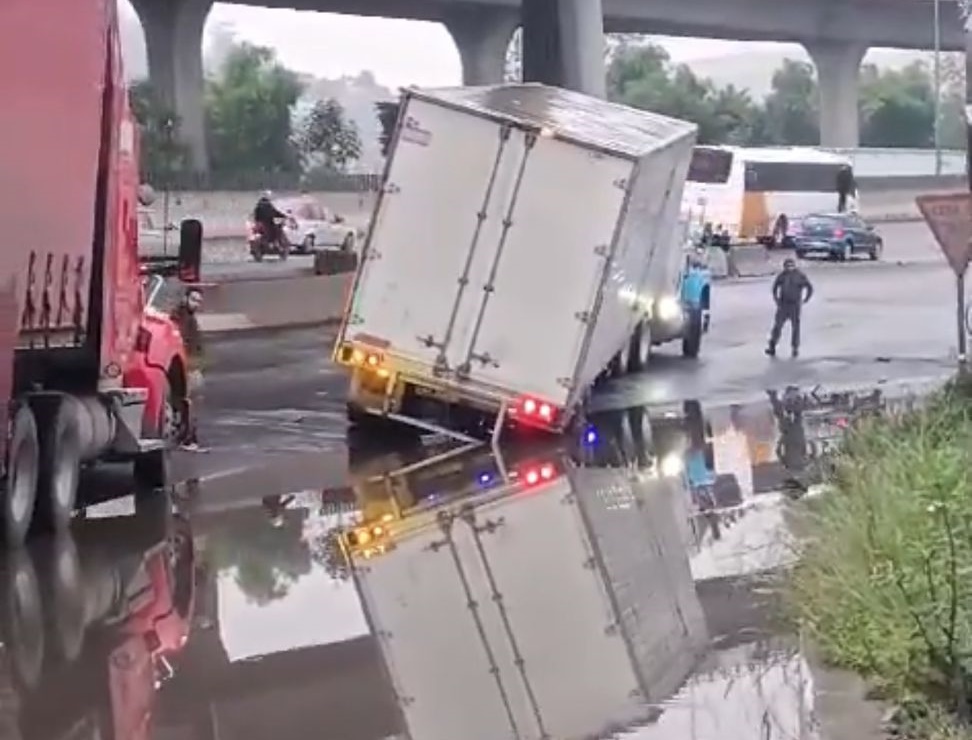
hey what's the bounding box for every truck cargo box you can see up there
[350,446,706,739]
[337,84,697,432]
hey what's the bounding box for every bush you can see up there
[788,379,972,729]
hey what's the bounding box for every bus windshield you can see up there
[688,147,733,184]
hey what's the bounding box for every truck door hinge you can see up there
[366,250,382,260]
[575,311,590,323]
[417,334,444,349]
[348,314,364,325]
[556,377,572,388]
[467,351,499,369]
[384,183,401,195]
[594,244,609,257]
[613,177,628,191]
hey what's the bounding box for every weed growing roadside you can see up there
[787,379,972,735]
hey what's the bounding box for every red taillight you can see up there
[833,228,844,238]
[517,461,557,488]
[511,396,558,425]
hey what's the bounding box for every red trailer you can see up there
[0,0,201,543]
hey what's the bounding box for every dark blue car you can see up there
[792,213,883,262]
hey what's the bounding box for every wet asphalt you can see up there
[0,220,959,740]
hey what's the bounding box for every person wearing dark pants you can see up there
[766,258,813,358]
[836,165,856,213]
[171,287,207,452]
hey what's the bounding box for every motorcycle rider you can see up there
[253,190,288,249]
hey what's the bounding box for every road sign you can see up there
[916,193,972,276]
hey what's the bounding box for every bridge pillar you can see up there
[130,0,212,172]
[522,0,606,98]
[444,8,519,85]
[805,41,867,148]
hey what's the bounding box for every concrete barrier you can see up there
[199,272,353,335]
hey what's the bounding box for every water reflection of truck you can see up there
[0,493,194,740]
[344,443,706,739]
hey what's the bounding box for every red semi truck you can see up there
[0,0,201,544]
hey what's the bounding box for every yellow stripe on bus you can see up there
[740,191,769,239]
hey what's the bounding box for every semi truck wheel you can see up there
[627,321,652,372]
[682,309,703,358]
[32,396,82,533]
[2,405,39,545]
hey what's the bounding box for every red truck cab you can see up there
[0,0,202,544]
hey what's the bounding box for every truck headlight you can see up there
[660,453,684,478]
[657,296,682,322]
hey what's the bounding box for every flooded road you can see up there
[0,381,930,739]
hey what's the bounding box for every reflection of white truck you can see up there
[347,445,706,739]
[334,84,697,443]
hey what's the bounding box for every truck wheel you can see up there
[32,396,82,533]
[2,406,39,546]
[134,449,170,491]
[627,321,652,372]
[682,309,703,359]
[0,551,44,689]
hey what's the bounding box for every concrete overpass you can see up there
[129,0,967,171]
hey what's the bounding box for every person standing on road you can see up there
[836,165,856,213]
[171,287,207,452]
[766,258,813,358]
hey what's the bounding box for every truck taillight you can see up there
[135,326,152,353]
[515,460,558,488]
[510,396,558,425]
[339,344,388,376]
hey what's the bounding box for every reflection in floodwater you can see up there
[0,382,931,740]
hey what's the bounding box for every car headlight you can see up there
[657,296,682,322]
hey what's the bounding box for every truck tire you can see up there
[2,406,39,546]
[627,321,651,372]
[682,309,703,359]
[32,396,82,533]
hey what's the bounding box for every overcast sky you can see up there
[119,0,812,88]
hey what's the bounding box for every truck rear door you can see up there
[346,96,517,371]
[456,136,633,405]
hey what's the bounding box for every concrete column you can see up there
[805,41,867,148]
[522,0,606,98]
[443,8,519,86]
[131,0,212,172]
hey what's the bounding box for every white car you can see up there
[278,197,357,254]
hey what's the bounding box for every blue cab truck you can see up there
[649,221,712,359]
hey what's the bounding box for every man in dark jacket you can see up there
[836,165,856,213]
[766,258,813,358]
[253,190,287,246]
[171,287,206,451]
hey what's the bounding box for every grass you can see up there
[787,377,972,738]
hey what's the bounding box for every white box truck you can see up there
[333,84,698,443]
[343,443,707,740]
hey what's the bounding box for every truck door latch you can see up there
[467,351,499,369]
[417,334,444,349]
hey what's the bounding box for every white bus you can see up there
[682,146,856,246]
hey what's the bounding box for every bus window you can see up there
[743,161,846,193]
[688,147,733,184]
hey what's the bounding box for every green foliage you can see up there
[128,80,191,183]
[293,98,362,173]
[609,42,963,149]
[788,380,972,723]
[205,42,304,180]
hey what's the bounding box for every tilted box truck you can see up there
[344,442,707,739]
[334,84,698,443]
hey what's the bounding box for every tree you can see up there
[205,42,304,181]
[129,80,190,182]
[859,62,935,148]
[762,60,819,146]
[375,101,400,158]
[294,98,362,172]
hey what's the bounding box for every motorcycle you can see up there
[247,216,290,262]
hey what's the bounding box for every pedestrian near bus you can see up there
[765,258,813,358]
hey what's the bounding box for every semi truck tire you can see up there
[32,395,82,533]
[2,405,39,545]
[627,321,651,372]
[682,309,703,359]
